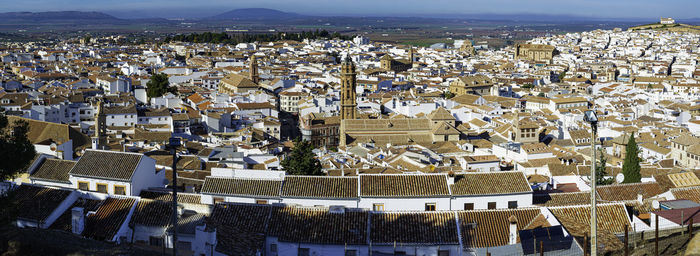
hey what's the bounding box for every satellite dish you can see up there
[652,200,660,209]
[616,173,625,183]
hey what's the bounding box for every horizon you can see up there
[2,0,699,20]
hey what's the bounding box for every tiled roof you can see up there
[7,116,90,150]
[670,186,700,204]
[268,207,368,245]
[201,177,282,198]
[533,192,591,206]
[596,182,664,202]
[139,190,203,205]
[83,197,136,241]
[450,172,532,196]
[103,104,137,115]
[457,208,541,248]
[208,203,271,255]
[49,198,103,232]
[30,158,76,183]
[548,203,630,235]
[281,176,358,199]
[13,185,73,223]
[370,212,459,245]
[129,199,171,227]
[69,150,143,181]
[359,174,449,197]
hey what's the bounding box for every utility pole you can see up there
[584,110,599,256]
[169,137,181,256]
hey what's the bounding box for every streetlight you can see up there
[583,110,598,256]
[167,137,181,256]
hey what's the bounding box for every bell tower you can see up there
[340,55,357,120]
[92,99,107,150]
[249,54,259,84]
[408,46,415,64]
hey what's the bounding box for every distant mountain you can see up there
[208,8,306,21]
[0,11,119,21]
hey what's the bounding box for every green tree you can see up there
[595,148,614,185]
[146,73,176,98]
[281,139,323,175]
[537,92,546,97]
[443,91,456,99]
[621,133,642,183]
[0,113,36,181]
[521,83,534,89]
[558,71,567,81]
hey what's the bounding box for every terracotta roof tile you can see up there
[13,185,73,223]
[280,176,358,199]
[457,208,541,248]
[83,197,136,241]
[596,182,664,202]
[69,150,144,181]
[268,207,368,245]
[370,212,459,245]
[30,158,76,183]
[451,172,531,196]
[359,174,449,197]
[201,177,282,198]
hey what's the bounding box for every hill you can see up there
[208,8,304,21]
[0,11,121,24]
[628,23,700,33]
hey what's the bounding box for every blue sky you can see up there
[3,0,698,19]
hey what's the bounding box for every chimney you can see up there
[71,207,85,235]
[508,215,518,245]
[637,193,644,204]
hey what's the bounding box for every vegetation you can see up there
[166,30,350,44]
[558,71,567,81]
[521,83,535,89]
[621,133,642,183]
[281,139,323,176]
[537,92,546,97]
[443,90,456,99]
[146,73,176,98]
[595,149,614,185]
[0,112,36,181]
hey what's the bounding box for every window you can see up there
[464,203,474,210]
[508,201,518,209]
[345,250,357,256]
[298,248,310,256]
[438,250,450,256]
[114,185,126,195]
[96,183,108,193]
[270,244,277,253]
[149,236,163,247]
[488,202,497,209]
[256,200,268,205]
[425,203,436,211]
[373,203,384,211]
[78,181,89,191]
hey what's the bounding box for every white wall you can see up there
[131,156,165,196]
[451,193,532,210]
[358,197,452,211]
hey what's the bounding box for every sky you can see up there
[2,0,699,19]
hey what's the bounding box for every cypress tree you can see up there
[621,133,642,183]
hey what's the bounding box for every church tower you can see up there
[249,55,259,84]
[92,99,107,150]
[340,55,357,120]
[408,46,415,64]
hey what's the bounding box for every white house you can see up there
[68,150,163,196]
